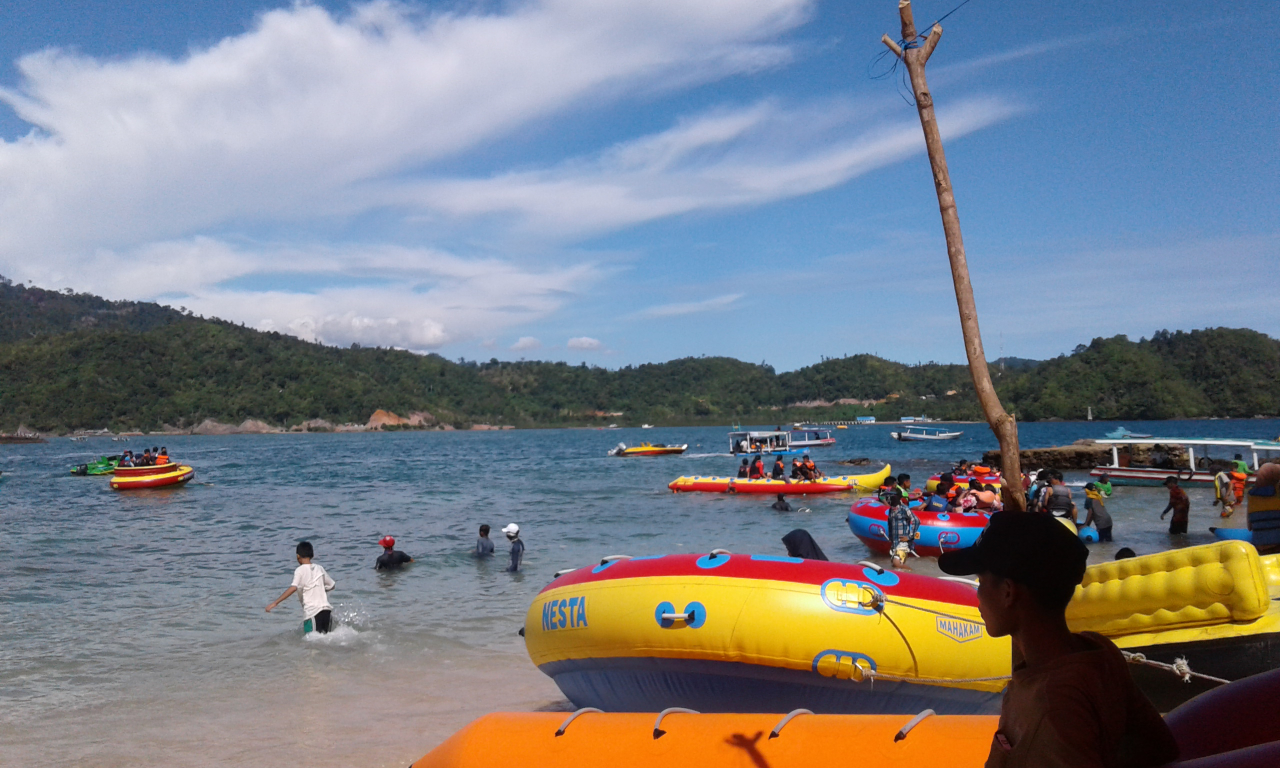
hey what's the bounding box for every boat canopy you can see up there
[1093,437,1280,471]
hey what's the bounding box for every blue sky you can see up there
[0,0,1276,370]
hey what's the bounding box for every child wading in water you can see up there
[265,541,336,634]
[939,514,1178,767]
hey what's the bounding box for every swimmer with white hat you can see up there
[502,523,523,572]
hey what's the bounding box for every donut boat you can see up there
[524,552,1010,715]
[847,497,992,557]
[668,464,891,494]
[110,465,195,490]
[412,671,1280,768]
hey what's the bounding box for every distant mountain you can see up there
[0,278,1276,432]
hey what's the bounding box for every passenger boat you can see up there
[669,465,891,495]
[110,465,195,490]
[847,497,991,557]
[728,430,798,455]
[789,426,837,449]
[1090,437,1280,487]
[608,442,688,457]
[890,426,963,441]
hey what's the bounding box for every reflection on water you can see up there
[1,418,1276,766]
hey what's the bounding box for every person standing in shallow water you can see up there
[265,541,336,634]
[375,535,413,570]
[1160,476,1191,535]
[474,524,495,557]
[502,523,524,572]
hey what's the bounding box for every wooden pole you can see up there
[882,0,1026,511]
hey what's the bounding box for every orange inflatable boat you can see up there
[110,465,195,490]
[412,669,1280,767]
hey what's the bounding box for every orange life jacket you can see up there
[971,465,992,475]
[1230,471,1247,496]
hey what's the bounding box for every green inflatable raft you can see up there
[71,455,121,476]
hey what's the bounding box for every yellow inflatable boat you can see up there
[525,541,1280,716]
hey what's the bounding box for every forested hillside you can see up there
[0,278,1276,432]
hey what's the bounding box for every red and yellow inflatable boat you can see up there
[110,464,195,490]
[524,551,1009,715]
[668,464,891,495]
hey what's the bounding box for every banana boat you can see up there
[411,669,1280,767]
[668,464,890,494]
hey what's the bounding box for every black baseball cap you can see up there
[939,512,1088,609]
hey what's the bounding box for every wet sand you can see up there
[0,648,565,768]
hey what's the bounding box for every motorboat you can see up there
[729,430,798,455]
[608,442,687,457]
[641,424,654,429]
[1104,426,1154,439]
[789,426,837,449]
[890,426,963,441]
[1090,437,1280,487]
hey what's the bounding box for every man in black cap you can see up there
[939,514,1177,768]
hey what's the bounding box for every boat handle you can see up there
[599,555,632,565]
[939,576,980,588]
[653,707,700,739]
[709,548,732,555]
[769,709,813,739]
[894,709,935,742]
[659,612,689,621]
[553,568,577,578]
[857,560,886,574]
[555,707,603,737]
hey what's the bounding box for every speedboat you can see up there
[890,426,963,441]
[608,442,688,457]
[1104,426,1154,439]
[71,455,121,476]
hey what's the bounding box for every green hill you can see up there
[0,277,1276,432]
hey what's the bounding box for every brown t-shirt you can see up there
[986,632,1178,768]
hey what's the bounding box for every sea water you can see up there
[2,419,1277,766]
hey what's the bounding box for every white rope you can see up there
[1122,652,1230,685]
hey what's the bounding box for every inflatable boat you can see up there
[71,455,120,476]
[525,552,1010,715]
[847,497,991,557]
[668,464,891,495]
[411,668,1280,767]
[110,465,195,490]
[112,462,181,477]
[525,542,1280,717]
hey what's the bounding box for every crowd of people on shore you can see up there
[265,524,526,635]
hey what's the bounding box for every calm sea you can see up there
[2,419,1278,766]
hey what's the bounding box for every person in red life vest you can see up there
[802,454,822,479]
[940,514,1177,768]
[749,455,765,480]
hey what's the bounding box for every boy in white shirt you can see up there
[265,541,336,634]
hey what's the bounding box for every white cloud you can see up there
[633,293,743,319]
[0,0,824,348]
[406,96,1019,235]
[567,336,603,350]
[510,336,542,351]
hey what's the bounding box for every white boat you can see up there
[789,426,836,449]
[890,426,963,441]
[641,424,654,429]
[729,430,799,455]
[1091,437,1280,487]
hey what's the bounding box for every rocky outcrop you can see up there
[191,419,237,435]
[291,418,334,432]
[982,440,1111,470]
[469,424,515,430]
[191,418,283,435]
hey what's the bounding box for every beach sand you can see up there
[0,647,565,768]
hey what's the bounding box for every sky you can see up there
[0,0,1276,371]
